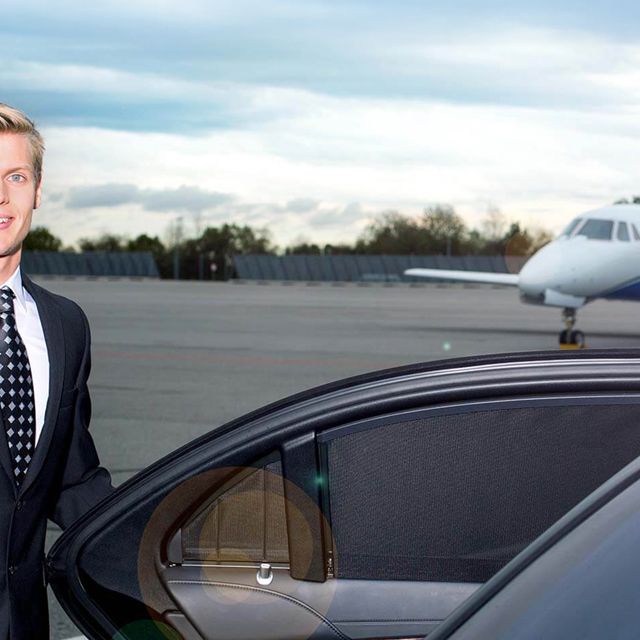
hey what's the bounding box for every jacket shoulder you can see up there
[24,278,89,333]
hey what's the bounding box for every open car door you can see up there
[47,350,640,640]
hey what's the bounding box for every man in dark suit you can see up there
[0,103,113,638]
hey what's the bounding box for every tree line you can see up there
[23,205,556,279]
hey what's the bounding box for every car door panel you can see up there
[162,565,479,640]
[47,352,640,640]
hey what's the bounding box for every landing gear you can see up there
[559,308,586,349]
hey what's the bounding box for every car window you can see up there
[319,401,640,584]
[576,218,614,240]
[181,458,289,563]
[443,470,640,640]
[176,400,640,585]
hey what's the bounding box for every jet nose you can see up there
[518,242,565,296]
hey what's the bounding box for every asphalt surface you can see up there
[38,278,640,639]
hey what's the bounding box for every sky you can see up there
[2,0,640,249]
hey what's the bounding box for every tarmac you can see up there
[38,278,640,639]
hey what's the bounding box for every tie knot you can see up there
[0,287,15,314]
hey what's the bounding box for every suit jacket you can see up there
[0,274,113,639]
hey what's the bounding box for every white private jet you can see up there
[405,204,640,348]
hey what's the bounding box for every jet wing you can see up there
[404,268,520,286]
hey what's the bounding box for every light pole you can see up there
[173,216,183,280]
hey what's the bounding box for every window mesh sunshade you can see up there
[182,459,289,563]
[326,404,640,582]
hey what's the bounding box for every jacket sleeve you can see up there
[49,309,114,529]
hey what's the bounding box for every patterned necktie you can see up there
[0,286,35,486]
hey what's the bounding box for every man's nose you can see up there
[0,181,8,205]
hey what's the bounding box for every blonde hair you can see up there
[0,103,44,184]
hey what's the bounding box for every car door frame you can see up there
[47,349,640,640]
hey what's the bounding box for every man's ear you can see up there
[33,178,42,210]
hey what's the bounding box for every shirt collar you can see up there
[0,266,27,313]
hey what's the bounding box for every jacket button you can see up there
[15,500,23,511]
[8,565,17,575]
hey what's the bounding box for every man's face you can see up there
[0,133,41,258]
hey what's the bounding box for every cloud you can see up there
[66,183,139,208]
[286,198,319,213]
[6,31,640,137]
[9,1,640,247]
[137,186,234,213]
[33,73,640,248]
[309,203,365,227]
[66,184,234,213]
[5,3,640,135]
[1,61,271,133]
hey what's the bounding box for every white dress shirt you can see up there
[1,267,50,445]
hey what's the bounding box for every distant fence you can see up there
[22,251,160,278]
[233,254,526,283]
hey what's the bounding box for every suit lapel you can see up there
[19,274,65,496]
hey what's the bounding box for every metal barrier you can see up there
[233,254,526,282]
[22,252,160,278]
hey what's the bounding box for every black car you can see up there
[48,349,640,639]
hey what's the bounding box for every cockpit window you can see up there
[560,217,583,237]
[632,224,640,241]
[576,219,613,240]
[617,222,630,242]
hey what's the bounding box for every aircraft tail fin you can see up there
[404,268,520,286]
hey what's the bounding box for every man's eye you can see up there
[7,175,26,183]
